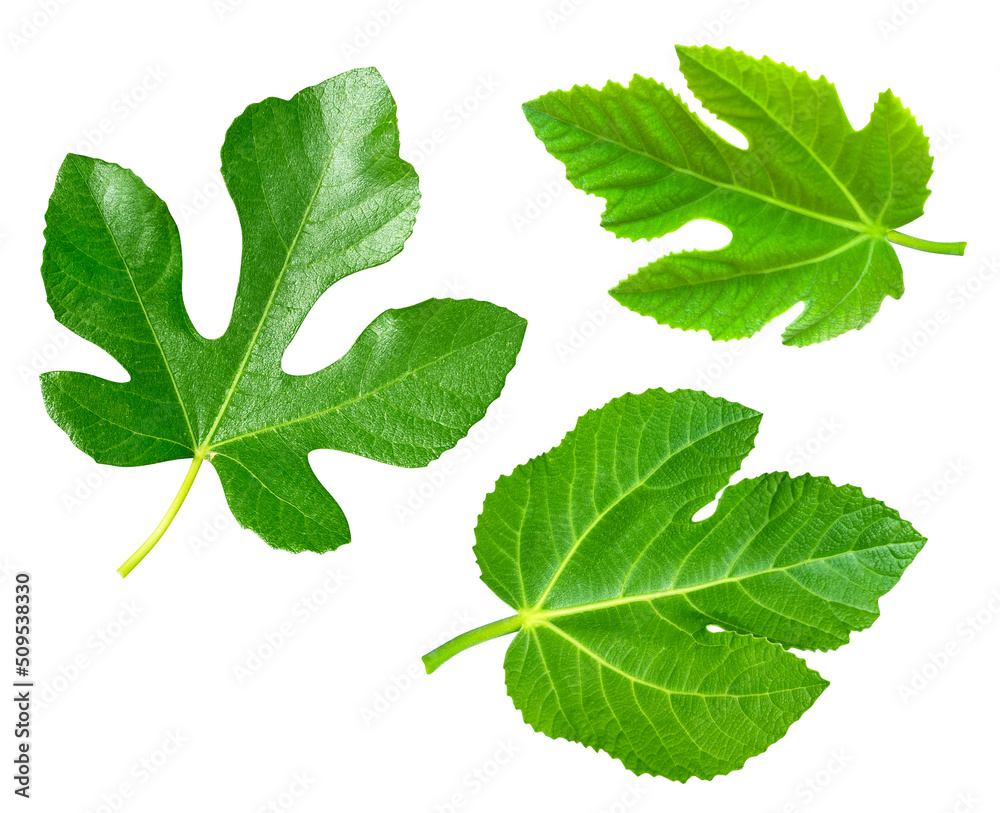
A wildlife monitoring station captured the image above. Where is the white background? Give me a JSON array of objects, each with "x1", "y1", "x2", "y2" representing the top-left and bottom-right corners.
[{"x1": 1, "y1": 0, "x2": 996, "y2": 810}]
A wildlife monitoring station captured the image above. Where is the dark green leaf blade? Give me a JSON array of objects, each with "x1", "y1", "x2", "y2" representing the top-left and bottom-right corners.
[
  {"x1": 522, "y1": 45, "x2": 964, "y2": 346},
  {"x1": 204, "y1": 66, "x2": 423, "y2": 440},
  {"x1": 210, "y1": 298, "x2": 526, "y2": 552},
  {"x1": 39, "y1": 68, "x2": 525, "y2": 571},
  {"x1": 40, "y1": 154, "x2": 199, "y2": 466}
]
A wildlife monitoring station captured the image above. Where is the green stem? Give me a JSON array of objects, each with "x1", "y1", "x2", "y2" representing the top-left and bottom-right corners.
[
  {"x1": 117, "y1": 455, "x2": 204, "y2": 578},
  {"x1": 886, "y1": 230, "x2": 966, "y2": 256},
  {"x1": 422, "y1": 615, "x2": 523, "y2": 674}
]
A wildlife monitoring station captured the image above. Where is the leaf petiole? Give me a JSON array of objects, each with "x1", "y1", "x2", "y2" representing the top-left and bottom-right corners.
[
  {"x1": 886, "y1": 230, "x2": 967, "y2": 256},
  {"x1": 117, "y1": 454, "x2": 205, "y2": 578},
  {"x1": 422, "y1": 615, "x2": 523, "y2": 674}
]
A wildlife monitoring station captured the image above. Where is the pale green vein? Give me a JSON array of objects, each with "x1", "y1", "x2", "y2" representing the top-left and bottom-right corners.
[
  {"x1": 199, "y1": 107, "x2": 351, "y2": 451},
  {"x1": 525, "y1": 103, "x2": 881, "y2": 237},
  {"x1": 207, "y1": 318, "x2": 516, "y2": 449},
  {"x1": 530, "y1": 411, "x2": 758, "y2": 611},
  {"x1": 532, "y1": 544, "x2": 887, "y2": 624},
  {"x1": 540, "y1": 621, "x2": 812, "y2": 699},
  {"x1": 682, "y1": 51, "x2": 874, "y2": 225}
]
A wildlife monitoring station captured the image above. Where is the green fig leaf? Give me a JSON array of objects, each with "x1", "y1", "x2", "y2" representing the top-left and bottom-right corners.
[
  {"x1": 523, "y1": 45, "x2": 965, "y2": 346},
  {"x1": 40, "y1": 68, "x2": 525, "y2": 575},
  {"x1": 424, "y1": 389, "x2": 925, "y2": 781}
]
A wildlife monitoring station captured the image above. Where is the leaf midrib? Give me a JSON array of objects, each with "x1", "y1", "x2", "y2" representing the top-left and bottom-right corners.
[
  {"x1": 628, "y1": 234, "x2": 871, "y2": 290},
  {"x1": 536, "y1": 622, "x2": 821, "y2": 699},
  {"x1": 525, "y1": 543, "x2": 897, "y2": 625},
  {"x1": 525, "y1": 98, "x2": 882, "y2": 238},
  {"x1": 208, "y1": 317, "x2": 519, "y2": 449},
  {"x1": 680, "y1": 50, "x2": 874, "y2": 226},
  {"x1": 529, "y1": 410, "x2": 759, "y2": 611},
  {"x1": 73, "y1": 157, "x2": 197, "y2": 450},
  {"x1": 199, "y1": 94, "x2": 361, "y2": 453}
]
